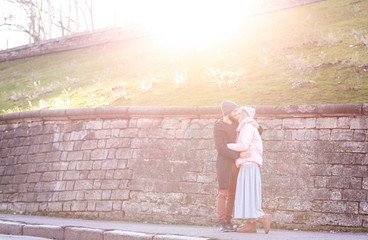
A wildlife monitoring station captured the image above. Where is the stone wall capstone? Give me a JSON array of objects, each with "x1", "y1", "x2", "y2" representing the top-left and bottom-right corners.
[{"x1": 0, "y1": 104, "x2": 367, "y2": 228}]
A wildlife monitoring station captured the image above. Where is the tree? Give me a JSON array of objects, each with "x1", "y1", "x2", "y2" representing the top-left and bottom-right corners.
[
  {"x1": 1, "y1": 0, "x2": 96, "y2": 47},
  {"x1": 1, "y1": 0, "x2": 47, "y2": 43}
]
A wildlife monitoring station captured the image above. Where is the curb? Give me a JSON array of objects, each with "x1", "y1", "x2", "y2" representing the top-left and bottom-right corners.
[{"x1": 0, "y1": 220, "x2": 211, "y2": 240}]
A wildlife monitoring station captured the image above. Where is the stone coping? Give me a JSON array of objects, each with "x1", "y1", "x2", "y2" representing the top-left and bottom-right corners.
[{"x1": 0, "y1": 104, "x2": 367, "y2": 122}]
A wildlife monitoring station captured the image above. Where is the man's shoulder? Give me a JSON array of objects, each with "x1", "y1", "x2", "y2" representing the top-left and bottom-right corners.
[
  {"x1": 214, "y1": 119, "x2": 237, "y2": 131},
  {"x1": 214, "y1": 119, "x2": 225, "y2": 129}
]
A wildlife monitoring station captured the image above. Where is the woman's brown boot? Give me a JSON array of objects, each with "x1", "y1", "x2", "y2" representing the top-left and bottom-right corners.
[
  {"x1": 236, "y1": 220, "x2": 257, "y2": 233},
  {"x1": 257, "y1": 214, "x2": 270, "y2": 234}
]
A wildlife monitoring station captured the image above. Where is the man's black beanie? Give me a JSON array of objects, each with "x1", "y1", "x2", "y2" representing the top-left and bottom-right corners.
[{"x1": 221, "y1": 100, "x2": 238, "y2": 116}]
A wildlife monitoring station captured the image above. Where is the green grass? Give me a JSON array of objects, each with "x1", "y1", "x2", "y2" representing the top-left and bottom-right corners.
[{"x1": 1, "y1": 0, "x2": 368, "y2": 113}]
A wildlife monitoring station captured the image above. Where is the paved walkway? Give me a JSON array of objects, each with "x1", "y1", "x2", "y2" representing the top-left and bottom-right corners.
[{"x1": 0, "y1": 214, "x2": 367, "y2": 240}]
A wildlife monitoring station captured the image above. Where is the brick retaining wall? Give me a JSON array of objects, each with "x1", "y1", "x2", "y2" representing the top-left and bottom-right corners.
[{"x1": 0, "y1": 104, "x2": 367, "y2": 228}]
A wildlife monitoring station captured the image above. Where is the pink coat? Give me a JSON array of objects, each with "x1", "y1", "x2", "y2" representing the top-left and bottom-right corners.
[{"x1": 227, "y1": 117, "x2": 263, "y2": 167}]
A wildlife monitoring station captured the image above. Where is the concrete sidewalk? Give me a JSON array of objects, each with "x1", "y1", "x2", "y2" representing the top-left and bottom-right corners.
[{"x1": 0, "y1": 214, "x2": 367, "y2": 240}]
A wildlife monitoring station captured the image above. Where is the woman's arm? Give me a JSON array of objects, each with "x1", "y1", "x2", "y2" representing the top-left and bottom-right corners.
[{"x1": 227, "y1": 124, "x2": 255, "y2": 152}]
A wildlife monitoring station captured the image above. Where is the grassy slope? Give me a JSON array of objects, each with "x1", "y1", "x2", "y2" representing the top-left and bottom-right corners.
[{"x1": 0, "y1": 0, "x2": 367, "y2": 113}]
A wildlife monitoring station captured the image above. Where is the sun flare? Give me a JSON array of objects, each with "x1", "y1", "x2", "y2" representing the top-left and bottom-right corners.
[{"x1": 99, "y1": 0, "x2": 253, "y2": 50}]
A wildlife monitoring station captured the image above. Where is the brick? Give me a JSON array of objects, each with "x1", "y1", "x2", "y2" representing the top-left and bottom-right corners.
[
  {"x1": 351, "y1": 117, "x2": 368, "y2": 129},
  {"x1": 36, "y1": 192, "x2": 53, "y2": 202},
  {"x1": 100, "y1": 180, "x2": 120, "y2": 189},
  {"x1": 63, "y1": 171, "x2": 80, "y2": 180},
  {"x1": 113, "y1": 169, "x2": 132, "y2": 180},
  {"x1": 65, "y1": 227, "x2": 104, "y2": 240},
  {"x1": 106, "y1": 138, "x2": 130, "y2": 148},
  {"x1": 119, "y1": 129, "x2": 138, "y2": 138},
  {"x1": 86, "y1": 121, "x2": 103, "y2": 130},
  {"x1": 81, "y1": 140, "x2": 98, "y2": 150},
  {"x1": 91, "y1": 149, "x2": 108, "y2": 160},
  {"x1": 95, "y1": 130, "x2": 111, "y2": 139},
  {"x1": 339, "y1": 142, "x2": 368, "y2": 153},
  {"x1": 117, "y1": 160, "x2": 128, "y2": 169},
  {"x1": 88, "y1": 170, "x2": 106, "y2": 179},
  {"x1": 101, "y1": 159, "x2": 118, "y2": 170},
  {"x1": 328, "y1": 176, "x2": 351, "y2": 188},
  {"x1": 70, "y1": 131, "x2": 88, "y2": 141},
  {"x1": 116, "y1": 148, "x2": 132, "y2": 159},
  {"x1": 295, "y1": 129, "x2": 319, "y2": 140},
  {"x1": 41, "y1": 171, "x2": 57, "y2": 181},
  {"x1": 197, "y1": 173, "x2": 216, "y2": 183},
  {"x1": 161, "y1": 118, "x2": 180, "y2": 129},
  {"x1": 262, "y1": 129, "x2": 285, "y2": 140},
  {"x1": 108, "y1": 149, "x2": 115, "y2": 159},
  {"x1": 331, "y1": 129, "x2": 353, "y2": 141},
  {"x1": 316, "y1": 117, "x2": 337, "y2": 129},
  {"x1": 350, "y1": 177, "x2": 362, "y2": 189},
  {"x1": 360, "y1": 202, "x2": 368, "y2": 214},
  {"x1": 343, "y1": 189, "x2": 366, "y2": 201},
  {"x1": 342, "y1": 166, "x2": 368, "y2": 178},
  {"x1": 353, "y1": 130, "x2": 366, "y2": 141},
  {"x1": 337, "y1": 117, "x2": 350, "y2": 128},
  {"x1": 363, "y1": 178, "x2": 368, "y2": 190},
  {"x1": 283, "y1": 118, "x2": 305, "y2": 129},
  {"x1": 102, "y1": 190, "x2": 112, "y2": 200},
  {"x1": 76, "y1": 161, "x2": 93, "y2": 170},
  {"x1": 23, "y1": 224, "x2": 63, "y2": 240},
  {"x1": 67, "y1": 151, "x2": 84, "y2": 161},
  {"x1": 47, "y1": 202, "x2": 63, "y2": 212},
  {"x1": 58, "y1": 191, "x2": 76, "y2": 201},
  {"x1": 96, "y1": 201, "x2": 113, "y2": 211},
  {"x1": 314, "y1": 176, "x2": 327, "y2": 187},
  {"x1": 84, "y1": 190, "x2": 102, "y2": 200},
  {"x1": 74, "y1": 180, "x2": 93, "y2": 190},
  {"x1": 137, "y1": 119, "x2": 159, "y2": 128},
  {"x1": 330, "y1": 191, "x2": 342, "y2": 201},
  {"x1": 59, "y1": 141, "x2": 74, "y2": 151},
  {"x1": 111, "y1": 190, "x2": 130, "y2": 200},
  {"x1": 27, "y1": 173, "x2": 42, "y2": 183},
  {"x1": 71, "y1": 201, "x2": 88, "y2": 211},
  {"x1": 28, "y1": 125, "x2": 43, "y2": 136},
  {"x1": 25, "y1": 203, "x2": 39, "y2": 212},
  {"x1": 110, "y1": 120, "x2": 128, "y2": 129}
]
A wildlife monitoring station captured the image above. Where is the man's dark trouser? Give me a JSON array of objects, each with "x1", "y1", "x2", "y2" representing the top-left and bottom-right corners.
[{"x1": 217, "y1": 163, "x2": 239, "y2": 223}]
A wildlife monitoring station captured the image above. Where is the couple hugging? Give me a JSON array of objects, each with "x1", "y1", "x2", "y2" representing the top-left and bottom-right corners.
[{"x1": 214, "y1": 100, "x2": 270, "y2": 234}]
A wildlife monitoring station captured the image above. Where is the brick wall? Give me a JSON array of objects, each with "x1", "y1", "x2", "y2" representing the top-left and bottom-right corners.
[{"x1": 0, "y1": 104, "x2": 367, "y2": 228}]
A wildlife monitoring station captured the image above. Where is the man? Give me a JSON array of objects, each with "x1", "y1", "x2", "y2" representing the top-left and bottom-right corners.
[{"x1": 213, "y1": 100, "x2": 240, "y2": 232}]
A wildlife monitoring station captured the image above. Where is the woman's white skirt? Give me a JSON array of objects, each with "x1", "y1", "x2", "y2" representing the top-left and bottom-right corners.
[{"x1": 234, "y1": 163, "x2": 265, "y2": 219}]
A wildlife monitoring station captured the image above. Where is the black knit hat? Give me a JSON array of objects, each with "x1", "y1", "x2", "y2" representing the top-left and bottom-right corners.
[{"x1": 221, "y1": 100, "x2": 238, "y2": 116}]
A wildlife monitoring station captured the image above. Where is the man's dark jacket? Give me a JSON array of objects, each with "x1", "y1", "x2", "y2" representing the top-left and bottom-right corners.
[{"x1": 214, "y1": 119, "x2": 239, "y2": 189}]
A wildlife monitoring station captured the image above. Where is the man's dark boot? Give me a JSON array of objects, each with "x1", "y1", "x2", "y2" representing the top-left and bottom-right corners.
[
  {"x1": 219, "y1": 221, "x2": 227, "y2": 232},
  {"x1": 220, "y1": 221, "x2": 236, "y2": 232},
  {"x1": 225, "y1": 220, "x2": 237, "y2": 232}
]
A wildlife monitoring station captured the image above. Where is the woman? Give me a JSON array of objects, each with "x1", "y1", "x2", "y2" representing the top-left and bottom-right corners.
[{"x1": 227, "y1": 106, "x2": 270, "y2": 234}]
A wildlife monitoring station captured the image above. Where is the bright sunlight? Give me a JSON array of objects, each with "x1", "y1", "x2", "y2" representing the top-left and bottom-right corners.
[{"x1": 98, "y1": 0, "x2": 256, "y2": 51}]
